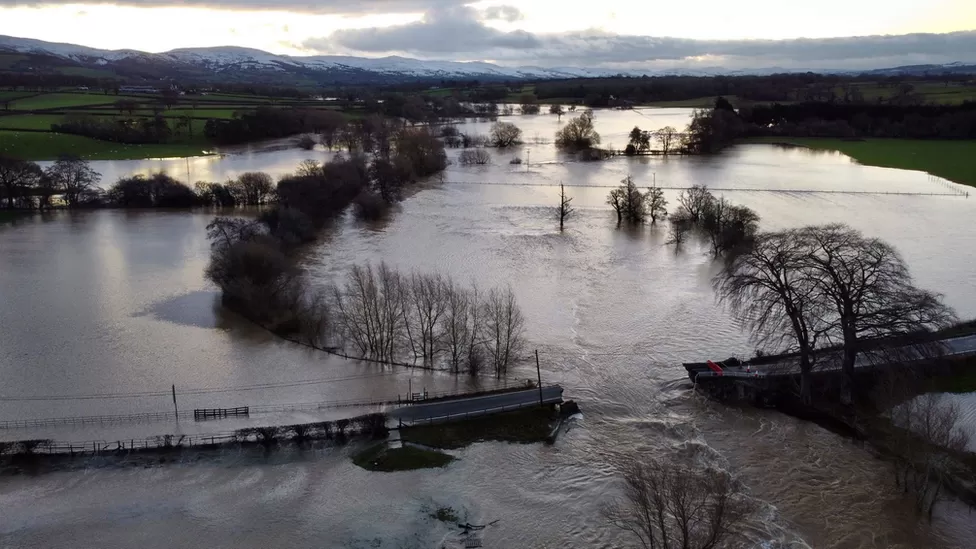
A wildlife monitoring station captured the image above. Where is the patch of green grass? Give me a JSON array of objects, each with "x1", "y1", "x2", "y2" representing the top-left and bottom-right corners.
[
  {"x1": 11, "y1": 93, "x2": 121, "y2": 110},
  {"x1": 0, "y1": 130, "x2": 213, "y2": 161},
  {"x1": 740, "y1": 137, "x2": 976, "y2": 187},
  {"x1": 400, "y1": 406, "x2": 556, "y2": 450},
  {"x1": 352, "y1": 443, "x2": 454, "y2": 472}
]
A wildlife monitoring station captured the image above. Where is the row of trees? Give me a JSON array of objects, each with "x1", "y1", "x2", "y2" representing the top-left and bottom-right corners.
[
  {"x1": 607, "y1": 176, "x2": 668, "y2": 225},
  {"x1": 626, "y1": 126, "x2": 680, "y2": 155},
  {"x1": 0, "y1": 156, "x2": 100, "y2": 209},
  {"x1": 332, "y1": 264, "x2": 525, "y2": 375}
]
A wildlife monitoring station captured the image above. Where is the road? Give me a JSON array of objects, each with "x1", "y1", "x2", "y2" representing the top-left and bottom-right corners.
[
  {"x1": 750, "y1": 334, "x2": 976, "y2": 377},
  {"x1": 390, "y1": 386, "x2": 564, "y2": 424}
]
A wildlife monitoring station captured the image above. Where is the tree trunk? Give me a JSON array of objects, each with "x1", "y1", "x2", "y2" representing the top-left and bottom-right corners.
[{"x1": 799, "y1": 351, "x2": 813, "y2": 405}]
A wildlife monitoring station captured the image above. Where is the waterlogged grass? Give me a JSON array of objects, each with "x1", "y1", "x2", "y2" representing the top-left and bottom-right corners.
[
  {"x1": 741, "y1": 137, "x2": 976, "y2": 187},
  {"x1": 0, "y1": 130, "x2": 212, "y2": 160},
  {"x1": 352, "y1": 443, "x2": 454, "y2": 472},
  {"x1": 400, "y1": 406, "x2": 556, "y2": 450}
]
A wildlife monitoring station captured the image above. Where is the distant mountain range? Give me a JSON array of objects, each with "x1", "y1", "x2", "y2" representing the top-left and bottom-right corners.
[{"x1": 1, "y1": 35, "x2": 974, "y2": 86}]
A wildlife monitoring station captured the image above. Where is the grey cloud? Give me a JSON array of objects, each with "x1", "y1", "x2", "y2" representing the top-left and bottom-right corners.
[
  {"x1": 317, "y1": 5, "x2": 539, "y2": 55},
  {"x1": 307, "y1": 9, "x2": 976, "y2": 70},
  {"x1": 0, "y1": 0, "x2": 464, "y2": 14},
  {"x1": 481, "y1": 5, "x2": 522, "y2": 22}
]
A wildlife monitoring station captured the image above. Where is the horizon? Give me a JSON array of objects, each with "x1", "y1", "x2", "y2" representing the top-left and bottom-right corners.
[{"x1": 0, "y1": 1, "x2": 973, "y2": 70}]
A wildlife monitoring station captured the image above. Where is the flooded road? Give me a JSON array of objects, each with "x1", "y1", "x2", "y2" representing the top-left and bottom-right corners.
[{"x1": 2, "y1": 108, "x2": 976, "y2": 548}]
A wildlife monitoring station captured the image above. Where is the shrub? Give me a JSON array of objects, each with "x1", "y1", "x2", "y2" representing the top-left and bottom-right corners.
[
  {"x1": 297, "y1": 134, "x2": 317, "y2": 150},
  {"x1": 458, "y1": 149, "x2": 492, "y2": 166},
  {"x1": 354, "y1": 191, "x2": 390, "y2": 221}
]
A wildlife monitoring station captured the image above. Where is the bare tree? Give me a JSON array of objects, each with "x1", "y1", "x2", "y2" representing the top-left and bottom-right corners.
[
  {"x1": 441, "y1": 283, "x2": 473, "y2": 373},
  {"x1": 803, "y1": 224, "x2": 957, "y2": 402},
  {"x1": 558, "y1": 183, "x2": 574, "y2": 231},
  {"x1": 603, "y1": 457, "x2": 755, "y2": 549},
  {"x1": 677, "y1": 185, "x2": 714, "y2": 222},
  {"x1": 647, "y1": 187, "x2": 668, "y2": 224},
  {"x1": 44, "y1": 156, "x2": 100, "y2": 208},
  {"x1": 549, "y1": 103, "x2": 565, "y2": 120},
  {"x1": 296, "y1": 159, "x2": 321, "y2": 177},
  {"x1": 666, "y1": 209, "x2": 694, "y2": 248},
  {"x1": 408, "y1": 272, "x2": 449, "y2": 366},
  {"x1": 701, "y1": 198, "x2": 760, "y2": 257},
  {"x1": 230, "y1": 172, "x2": 275, "y2": 205},
  {"x1": 0, "y1": 157, "x2": 42, "y2": 209},
  {"x1": 483, "y1": 287, "x2": 525, "y2": 376},
  {"x1": 490, "y1": 121, "x2": 523, "y2": 147},
  {"x1": 713, "y1": 229, "x2": 828, "y2": 403},
  {"x1": 889, "y1": 391, "x2": 971, "y2": 520},
  {"x1": 655, "y1": 126, "x2": 679, "y2": 155}
]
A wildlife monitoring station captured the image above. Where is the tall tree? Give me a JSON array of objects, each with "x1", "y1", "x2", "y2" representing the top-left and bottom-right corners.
[
  {"x1": 802, "y1": 224, "x2": 956, "y2": 402},
  {"x1": 714, "y1": 229, "x2": 827, "y2": 403}
]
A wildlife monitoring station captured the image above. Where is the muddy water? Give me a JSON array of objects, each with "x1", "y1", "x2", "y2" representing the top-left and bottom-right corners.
[{"x1": 2, "y1": 109, "x2": 976, "y2": 548}]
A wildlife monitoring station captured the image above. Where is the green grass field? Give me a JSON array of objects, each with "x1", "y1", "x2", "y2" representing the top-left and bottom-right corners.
[
  {"x1": 0, "y1": 130, "x2": 213, "y2": 160},
  {"x1": 0, "y1": 114, "x2": 64, "y2": 130},
  {"x1": 742, "y1": 137, "x2": 976, "y2": 187},
  {"x1": 10, "y1": 93, "x2": 122, "y2": 110}
]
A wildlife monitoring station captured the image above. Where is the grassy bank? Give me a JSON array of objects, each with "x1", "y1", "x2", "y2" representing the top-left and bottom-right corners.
[
  {"x1": 740, "y1": 137, "x2": 976, "y2": 187},
  {"x1": 401, "y1": 406, "x2": 556, "y2": 450},
  {"x1": 0, "y1": 130, "x2": 213, "y2": 160},
  {"x1": 352, "y1": 443, "x2": 454, "y2": 472}
]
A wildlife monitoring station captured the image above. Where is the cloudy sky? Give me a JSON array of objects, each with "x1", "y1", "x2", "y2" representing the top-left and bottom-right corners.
[{"x1": 0, "y1": 0, "x2": 974, "y2": 70}]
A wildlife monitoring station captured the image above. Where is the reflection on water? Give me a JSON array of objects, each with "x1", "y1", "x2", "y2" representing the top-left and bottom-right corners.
[{"x1": 3, "y1": 110, "x2": 976, "y2": 548}]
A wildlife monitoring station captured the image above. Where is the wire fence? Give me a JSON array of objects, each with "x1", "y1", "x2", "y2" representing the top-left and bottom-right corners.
[
  {"x1": 0, "y1": 379, "x2": 540, "y2": 430},
  {"x1": 439, "y1": 180, "x2": 968, "y2": 197}
]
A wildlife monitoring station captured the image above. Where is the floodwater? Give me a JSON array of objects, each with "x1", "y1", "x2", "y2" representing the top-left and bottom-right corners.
[{"x1": 3, "y1": 108, "x2": 976, "y2": 548}]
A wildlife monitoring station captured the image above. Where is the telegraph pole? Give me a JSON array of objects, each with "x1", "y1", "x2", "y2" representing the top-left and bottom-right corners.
[
  {"x1": 172, "y1": 384, "x2": 179, "y2": 422},
  {"x1": 535, "y1": 350, "x2": 543, "y2": 406}
]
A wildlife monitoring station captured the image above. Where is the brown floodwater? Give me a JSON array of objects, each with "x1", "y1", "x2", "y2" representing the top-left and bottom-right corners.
[{"x1": 2, "y1": 108, "x2": 976, "y2": 548}]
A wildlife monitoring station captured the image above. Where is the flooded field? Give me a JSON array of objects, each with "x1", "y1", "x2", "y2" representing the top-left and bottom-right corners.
[{"x1": 2, "y1": 108, "x2": 976, "y2": 548}]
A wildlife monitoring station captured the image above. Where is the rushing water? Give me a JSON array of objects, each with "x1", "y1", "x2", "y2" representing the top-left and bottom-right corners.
[{"x1": 3, "y1": 108, "x2": 976, "y2": 548}]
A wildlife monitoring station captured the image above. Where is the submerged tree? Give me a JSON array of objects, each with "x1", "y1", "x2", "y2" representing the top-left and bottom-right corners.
[
  {"x1": 607, "y1": 176, "x2": 649, "y2": 225},
  {"x1": 677, "y1": 184, "x2": 715, "y2": 223},
  {"x1": 555, "y1": 110, "x2": 600, "y2": 150},
  {"x1": 549, "y1": 103, "x2": 565, "y2": 120},
  {"x1": 603, "y1": 457, "x2": 755, "y2": 549},
  {"x1": 655, "y1": 126, "x2": 679, "y2": 155},
  {"x1": 490, "y1": 121, "x2": 523, "y2": 147},
  {"x1": 558, "y1": 183, "x2": 574, "y2": 231},
  {"x1": 647, "y1": 187, "x2": 668, "y2": 224}
]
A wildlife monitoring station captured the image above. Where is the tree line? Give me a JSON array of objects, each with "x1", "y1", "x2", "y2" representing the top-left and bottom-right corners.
[{"x1": 683, "y1": 98, "x2": 976, "y2": 153}]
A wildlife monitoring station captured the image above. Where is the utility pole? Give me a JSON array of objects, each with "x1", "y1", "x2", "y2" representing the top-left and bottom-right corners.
[
  {"x1": 535, "y1": 350, "x2": 543, "y2": 406},
  {"x1": 172, "y1": 384, "x2": 179, "y2": 422}
]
